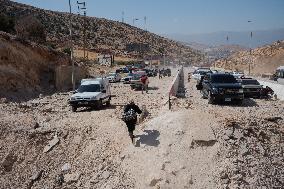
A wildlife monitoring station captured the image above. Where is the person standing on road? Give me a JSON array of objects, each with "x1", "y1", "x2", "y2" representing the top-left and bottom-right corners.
[
  {"x1": 122, "y1": 100, "x2": 142, "y2": 143},
  {"x1": 140, "y1": 75, "x2": 149, "y2": 94},
  {"x1": 159, "y1": 69, "x2": 162, "y2": 79}
]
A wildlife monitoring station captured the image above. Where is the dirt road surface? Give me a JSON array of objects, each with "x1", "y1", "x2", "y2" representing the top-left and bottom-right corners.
[{"x1": 0, "y1": 68, "x2": 283, "y2": 189}]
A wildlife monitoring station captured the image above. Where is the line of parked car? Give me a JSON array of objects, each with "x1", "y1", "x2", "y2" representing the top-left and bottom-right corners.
[
  {"x1": 193, "y1": 67, "x2": 273, "y2": 105},
  {"x1": 68, "y1": 66, "x2": 162, "y2": 112}
]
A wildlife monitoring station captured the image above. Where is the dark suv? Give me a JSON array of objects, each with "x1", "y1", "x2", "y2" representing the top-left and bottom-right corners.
[{"x1": 197, "y1": 74, "x2": 244, "y2": 104}]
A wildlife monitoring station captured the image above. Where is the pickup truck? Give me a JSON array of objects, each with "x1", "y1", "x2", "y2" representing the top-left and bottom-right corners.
[
  {"x1": 192, "y1": 68, "x2": 213, "y2": 80},
  {"x1": 130, "y1": 71, "x2": 146, "y2": 90},
  {"x1": 241, "y1": 78, "x2": 263, "y2": 98},
  {"x1": 121, "y1": 73, "x2": 134, "y2": 84},
  {"x1": 106, "y1": 73, "x2": 121, "y2": 83},
  {"x1": 197, "y1": 73, "x2": 244, "y2": 104}
]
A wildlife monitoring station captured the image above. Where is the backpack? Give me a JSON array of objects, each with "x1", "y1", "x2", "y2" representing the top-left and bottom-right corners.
[{"x1": 122, "y1": 108, "x2": 137, "y2": 122}]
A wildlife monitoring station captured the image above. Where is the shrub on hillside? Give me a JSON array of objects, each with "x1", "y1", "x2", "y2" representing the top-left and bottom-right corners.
[
  {"x1": 62, "y1": 48, "x2": 71, "y2": 55},
  {"x1": 0, "y1": 14, "x2": 15, "y2": 33},
  {"x1": 15, "y1": 16, "x2": 46, "y2": 43}
]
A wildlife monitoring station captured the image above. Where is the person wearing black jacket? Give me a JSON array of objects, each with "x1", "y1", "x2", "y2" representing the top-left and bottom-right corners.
[{"x1": 123, "y1": 100, "x2": 142, "y2": 143}]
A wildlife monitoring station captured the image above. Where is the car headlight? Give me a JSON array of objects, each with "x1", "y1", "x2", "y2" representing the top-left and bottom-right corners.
[
  {"x1": 212, "y1": 87, "x2": 219, "y2": 94},
  {"x1": 91, "y1": 96, "x2": 97, "y2": 100},
  {"x1": 239, "y1": 89, "x2": 244, "y2": 93}
]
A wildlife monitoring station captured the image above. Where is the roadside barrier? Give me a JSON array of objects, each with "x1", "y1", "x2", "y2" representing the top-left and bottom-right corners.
[{"x1": 168, "y1": 67, "x2": 184, "y2": 109}]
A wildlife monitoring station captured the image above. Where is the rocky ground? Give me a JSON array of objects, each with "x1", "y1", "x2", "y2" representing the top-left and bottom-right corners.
[
  {"x1": 0, "y1": 71, "x2": 174, "y2": 189},
  {"x1": 0, "y1": 67, "x2": 283, "y2": 189},
  {"x1": 184, "y1": 68, "x2": 284, "y2": 189}
]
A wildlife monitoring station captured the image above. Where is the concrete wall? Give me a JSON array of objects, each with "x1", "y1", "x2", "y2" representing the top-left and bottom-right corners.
[
  {"x1": 55, "y1": 65, "x2": 87, "y2": 91},
  {"x1": 277, "y1": 78, "x2": 284, "y2": 85},
  {"x1": 169, "y1": 67, "x2": 184, "y2": 97},
  {"x1": 259, "y1": 80, "x2": 284, "y2": 101}
]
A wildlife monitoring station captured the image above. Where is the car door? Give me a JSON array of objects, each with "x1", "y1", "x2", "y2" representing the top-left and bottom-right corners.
[
  {"x1": 202, "y1": 74, "x2": 211, "y2": 97},
  {"x1": 114, "y1": 73, "x2": 118, "y2": 82}
]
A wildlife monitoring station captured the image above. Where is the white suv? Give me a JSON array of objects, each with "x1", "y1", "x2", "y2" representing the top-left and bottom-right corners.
[
  {"x1": 69, "y1": 78, "x2": 111, "y2": 112},
  {"x1": 107, "y1": 73, "x2": 121, "y2": 82}
]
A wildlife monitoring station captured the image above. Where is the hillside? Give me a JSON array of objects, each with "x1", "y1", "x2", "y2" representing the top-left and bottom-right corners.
[
  {"x1": 0, "y1": 0, "x2": 203, "y2": 63},
  {"x1": 0, "y1": 31, "x2": 70, "y2": 100},
  {"x1": 215, "y1": 40, "x2": 284, "y2": 75}
]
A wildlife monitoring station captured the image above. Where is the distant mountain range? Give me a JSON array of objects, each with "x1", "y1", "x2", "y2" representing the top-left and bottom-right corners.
[{"x1": 165, "y1": 28, "x2": 284, "y2": 48}]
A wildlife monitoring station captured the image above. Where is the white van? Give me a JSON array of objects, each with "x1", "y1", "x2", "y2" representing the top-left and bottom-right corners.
[{"x1": 69, "y1": 78, "x2": 111, "y2": 112}]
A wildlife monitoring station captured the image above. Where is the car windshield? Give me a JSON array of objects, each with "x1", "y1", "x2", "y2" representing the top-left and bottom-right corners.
[
  {"x1": 199, "y1": 70, "x2": 212, "y2": 75},
  {"x1": 242, "y1": 79, "x2": 260, "y2": 85},
  {"x1": 211, "y1": 75, "x2": 237, "y2": 83},
  {"x1": 132, "y1": 74, "x2": 141, "y2": 80},
  {"x1": 77, "y1": 84, "x2": 100, "y2": 92}
]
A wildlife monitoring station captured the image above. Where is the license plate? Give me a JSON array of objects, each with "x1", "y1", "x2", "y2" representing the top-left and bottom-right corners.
[
  {"x1": 225, "y1": 98, "x2": 231, "y2": 102},
  {"x1": 78, "y1": 101, "x2": 88, "y2": 105}
]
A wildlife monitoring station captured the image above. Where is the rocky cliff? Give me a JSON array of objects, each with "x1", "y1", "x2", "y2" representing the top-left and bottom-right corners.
[{"x1": 0, "y1": 31, "x2": 70, "y2": 100}]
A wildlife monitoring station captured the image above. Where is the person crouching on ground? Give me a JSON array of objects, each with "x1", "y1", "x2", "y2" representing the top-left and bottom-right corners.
[
  {"x1": 122, "y1": 100, "x2": 142, "y2": 143},
  {"x1": 140, "y1": 75, "x2": 149, "y2": 94}
]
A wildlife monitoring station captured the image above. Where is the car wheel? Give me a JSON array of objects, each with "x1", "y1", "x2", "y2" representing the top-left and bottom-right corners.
[
  {"x1": 106, "y1": 98, "x2": 111, "y2": 106},
  {"x1": 72, "y1": 106, "x2": 77, "y2": 112},
  {"x1": 201, "y1": 90, "x2": 207, "y2": 99},
  {"x1": 208, "y1": 92, "x2": 215, "y2": 104},
  {"x1": 98, "y1": 99, "x2": 103, "y2": 108},
  {"x1": 236, "y1": 99, "x2": 243, "y2": 105}
]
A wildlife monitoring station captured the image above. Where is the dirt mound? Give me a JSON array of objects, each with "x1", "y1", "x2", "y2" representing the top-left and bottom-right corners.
[{"x1": 0, "y1": 31, "x2": 69, "y2": 100}]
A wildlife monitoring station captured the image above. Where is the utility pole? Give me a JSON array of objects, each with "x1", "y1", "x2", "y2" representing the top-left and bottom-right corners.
[
  {"x1": 248, "y1": 20, "x2": 253, "y2": 75},
  {"x1": 122, "y1": 11, "x2": 125, "y2": 23},
  {"x1": 226, "y1": 35, "x2": 229, "y2": 66},
  {"x1": 163, "y1": 51, "x2": 166, "y2": 67},
  {"x1": 144, "y1": 16, "x2": 147, "y2": 30},
  {"x1": 179, "y1": 48, "x2": 181, "y2": 66},
  {"x1": 133, "y1": 18, "x2": 141, "y2": 59},
  {"x1": 68, "y1": 0, "x2": 75, "y2": 91},
  {"x1": 77, "y1": 1, "x2": 87, "y2": 60}
]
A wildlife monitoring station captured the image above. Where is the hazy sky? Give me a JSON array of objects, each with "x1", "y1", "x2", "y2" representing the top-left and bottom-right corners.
[{"x1": 12, "y1": 0, "x2": 284, "y2": 35}]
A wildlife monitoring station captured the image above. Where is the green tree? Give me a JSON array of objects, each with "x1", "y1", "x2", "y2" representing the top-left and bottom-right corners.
[{"x1": 62, "y1": 48, "x2": 71, "y2": 55}]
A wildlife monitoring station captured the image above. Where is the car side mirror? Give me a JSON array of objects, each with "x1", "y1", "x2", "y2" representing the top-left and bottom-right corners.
[{"x1": 102, "y1": 89, "x2": 106, "y2": 93}]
